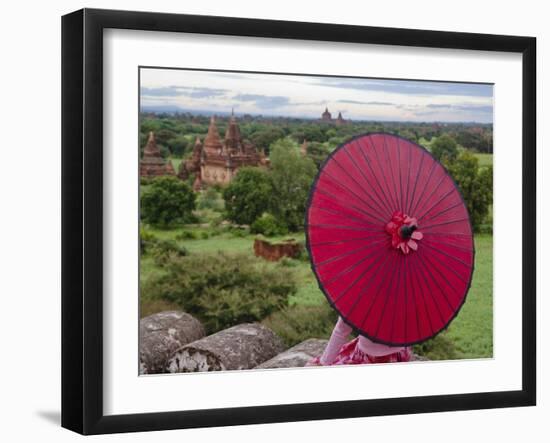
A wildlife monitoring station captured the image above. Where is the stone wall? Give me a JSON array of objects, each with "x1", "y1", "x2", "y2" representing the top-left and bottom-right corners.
[{"x1": 254, "y1": 238, "x2": 303, "y2": 261}]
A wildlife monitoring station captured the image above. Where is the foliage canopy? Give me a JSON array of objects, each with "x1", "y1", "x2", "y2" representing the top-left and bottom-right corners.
[
  {"x1": 222, "y1": 167, "x2": 272, "y2": 225},
  {"x1": 446, "y1": 151, "x2": 493, "y2": 232},
  {"x1": 140, "y1": 176, "x2": 196, "y2": 228},
  {"x1": 431, "y1": 134, "x2": 459, "y2": 162},
  {"x1": 268, "y1": 138, "x2": 317, "y2": 231},
  {"x1": 143, "y1": 252, "x2": 296, "y2": 334}
]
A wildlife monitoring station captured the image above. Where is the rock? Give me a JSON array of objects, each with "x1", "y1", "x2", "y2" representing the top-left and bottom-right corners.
[
  {"x1": 254, "y1": 238, "x2": 303, "y2": 261},
  {"x1": 140, "y1": 311, "x2": 205, "y2": 374},
  {"x1": 256, "y1": 339, "x2": 328, "y2": 369},
  {"x1": 167, "y1": 323, "x2": 286, "y2": 372}
]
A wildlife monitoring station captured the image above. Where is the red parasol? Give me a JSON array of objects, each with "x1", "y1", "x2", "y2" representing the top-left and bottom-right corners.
[{"x1": 306, "y1": 133, "x2": 474, "y2": 346}]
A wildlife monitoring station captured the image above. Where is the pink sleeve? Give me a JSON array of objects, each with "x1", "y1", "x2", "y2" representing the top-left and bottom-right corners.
[{"x1": 319, "y1": 317, "x2": 352, "y2": 365}]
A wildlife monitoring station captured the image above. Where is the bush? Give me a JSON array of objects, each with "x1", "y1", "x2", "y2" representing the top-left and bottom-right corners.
[
  {"x1": 175, "y1": 228, "x2": 215, "y2": 240},
  {"x1": 223, "y1": 167, "x2": 272, "y2": 225},
  {"x1": 250, "y1": 213, "x2": 288, "y2": 237},
  {"x1": 228, "y1": 227, "x2": 249, "y2": 238},
  {"x1": 446, "y1": 152, "x2": 493, "y2": 232},
  {"x1": 278, "y1": 257, "x2": 299, "y2": 268},
  {"x1": 139, "y1": 226, "x2": 156, "y2": 253},
  {"x1": 143, "y1": 252, "x2": 297, "y2": 334},
  {"x1": 262, "y1": 303, "x2": 338, "y2": 347},
  {"x1": 149, "y1": 239, "x2": 188, "y2": 265},
  {"x1": 175, "y1": 230, "x2": 198, "y2": 240},
  {"x1": 140, "y1": 226, "x2": 188, "y2": 264},
  {"x1": 140, "y1": 176, "x2": 196, "y2": 228}
]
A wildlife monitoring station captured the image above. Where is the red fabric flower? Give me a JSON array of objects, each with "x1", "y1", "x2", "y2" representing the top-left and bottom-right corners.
[{"x1": 385, "y1": 211, "x2": 423, "y2": 255}]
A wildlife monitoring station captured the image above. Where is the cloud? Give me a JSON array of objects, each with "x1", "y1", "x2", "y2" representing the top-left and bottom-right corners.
[
  {"x1": 140, "y1": 86, "x2": 228, "y2": 99},
  {"x1": 426, "y1": 103, "x2": 493, "y2": 113},
  {"x1": 338, "y1": 99, "x2": 395, "y2": 106},
  {"x1": 312, "y1": 78, "x2": 493, "y2": 97},
  {"x1": 232, "y1": 93, "x2": 290, "y2": 109},
  {"x1": 140, "y1": 87, "x2": 181, "y2": 97},
  {"x1": 186, "y1": 88, "x2": 227, "y2": 98},
  {"x1": 293, "y1": 100, "x2": 327, "y2": 106}
]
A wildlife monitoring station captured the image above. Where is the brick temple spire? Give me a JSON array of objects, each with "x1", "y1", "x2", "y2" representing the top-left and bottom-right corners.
[
  {"x1": 192, "y1": 136, "x2": 202, "y2": 158},
  {"x1": 179, "y1": 136, "x2": 202, "y2": 180},
  {"x1": 224, "y1": 110, "x2": 244, "y2": 154},
  {"x1": 144, "y1": 131, "x2": 161, "y2": 156},
  {"x1": 203, "y1": 116, "x2": 223, "y2": 155},
  {"x1": 140, "y1": 131, "x2": 169, "y2": 177}
]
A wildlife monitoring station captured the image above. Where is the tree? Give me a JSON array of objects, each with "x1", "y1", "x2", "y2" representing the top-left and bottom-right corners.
[
  {"x1": 141, "y1": 176, "x2": 196, "y2": 228},
  {"x1": 398, "y1": 129, "x2": 418, "y2": 143},
  {"x1": 446, "y1": 151, "x2": 492, "y2": 232},
  {"x1": 269, "y1": 138, "x2": 317, "y2": 231},
  {"x1": 222, "y1": 167, "x2": 272, "y2": 225},
  {"x1": 166, "y1": 134, "x2": 192, "y2": 156},
  {"x1": 307, "y1": 141, "x2": 332, "y2": 169},
  {"x1": 250, "y1": 128, "x2": 285, "y2": 154},
  {"x1": 431, "y1": 134, "x2": 458, "y2": 162},
  {"x1": 291, "y1": 124, "x2": 326, "y2": 143}
]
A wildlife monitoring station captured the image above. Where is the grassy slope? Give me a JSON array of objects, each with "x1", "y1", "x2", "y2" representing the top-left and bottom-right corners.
[{"x1": 140, "y1": 228, "x2": 493, "y2": 359}]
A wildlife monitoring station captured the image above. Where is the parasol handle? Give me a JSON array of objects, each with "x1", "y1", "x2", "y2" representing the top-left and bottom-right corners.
[{"x1": 400, "y1": 225, "x2": 417, "y2": 239}]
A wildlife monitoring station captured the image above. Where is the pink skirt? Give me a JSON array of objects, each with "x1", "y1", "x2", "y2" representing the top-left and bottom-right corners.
[{"x1": 310, "y1": 337, "x2": 411, "y2": 366}]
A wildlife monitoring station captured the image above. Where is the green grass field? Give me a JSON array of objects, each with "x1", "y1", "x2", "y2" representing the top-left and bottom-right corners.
[
  {"x1": 474, "y1": 153, "x2": 493, "y2": 168},
  {"x1": 140, "y1": 226, "x2": 493, "y2": 360},
  {"x1": 432, "y1": 234, "x2": 493, "y2": 359}
]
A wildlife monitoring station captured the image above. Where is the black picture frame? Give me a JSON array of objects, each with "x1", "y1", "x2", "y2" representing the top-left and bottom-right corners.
[{"x1": 62, "y1": 8, "x2": 536, "y2": 435}]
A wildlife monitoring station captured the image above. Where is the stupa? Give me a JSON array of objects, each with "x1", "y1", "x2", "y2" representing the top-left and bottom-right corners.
[{"x1": 140, "y1": 132, "x2": 171, "y2": 177}]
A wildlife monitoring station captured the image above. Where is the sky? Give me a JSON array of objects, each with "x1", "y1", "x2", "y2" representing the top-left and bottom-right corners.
[{"x1": 140, "y1": 68, "x2": 494, "y2": 123}]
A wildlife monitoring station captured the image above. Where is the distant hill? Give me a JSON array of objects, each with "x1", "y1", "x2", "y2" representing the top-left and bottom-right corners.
[{"x1": 140, "y1": 105, "x2": 233, "y2": 116}]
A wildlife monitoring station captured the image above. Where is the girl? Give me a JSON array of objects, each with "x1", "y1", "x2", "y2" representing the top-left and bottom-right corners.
[{"x1": 307, "y1": 316, "x2": 411, "y2": 366}]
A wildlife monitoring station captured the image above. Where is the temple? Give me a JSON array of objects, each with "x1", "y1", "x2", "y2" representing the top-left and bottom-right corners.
[
  {"x1": 321, "y1": 107, "x2": 332, "y2": 122},
  {"x1": 179, "y1": 112, "x2": 268, "y2": 190},
  {"x1": 140, "y1": 132, "x2": 175, "y2": 178},
  {"x1": 320, "y1": 107, "x2": 347, "y2": 125}
]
